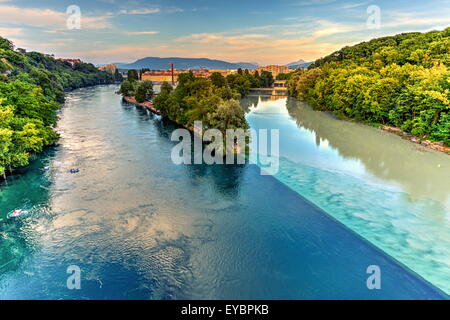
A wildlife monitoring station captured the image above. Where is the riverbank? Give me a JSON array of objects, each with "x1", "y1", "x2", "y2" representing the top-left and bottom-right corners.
[
  {"x1": 122, "y1": 95, "x2": 203, "y2": 136},
  {"x1": 300, "y1": 103, "x2": 450, "y2": 155},
  {"x1": 380, "y1": 125, "x2": 450, "y2": 155},
  {"x1": 122, "y1": 96, "x2": 160, "y2": 115}
]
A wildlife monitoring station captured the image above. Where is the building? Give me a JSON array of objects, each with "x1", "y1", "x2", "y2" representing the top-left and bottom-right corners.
[
  {"x1": 273, "y1": 80, "x2": 287, "y2": 88},
  {"x1": 57, "y1": 58, "x2": 82, "y2": 66},
  {"x1": 138, "y1": 67, "x2": 242, "y2": 84},
  {"x1": 192, "y1": 68, "x2": 211, "y2": 79},
  {"x1": 98, "y1": 64, "x2": 118, "y2": 74},
  {"x1": 141, "y1": 68, "x2": 234, "y2": 83},
  {"x1": 255, "y1": 65, "x2": 290, "y2": 77},
  {"x1": 208, "y1": 69, "x2": 237, "y2": 77},
  {"x1": 141, "y1": 70, "x2": 181, "y2": 83}
]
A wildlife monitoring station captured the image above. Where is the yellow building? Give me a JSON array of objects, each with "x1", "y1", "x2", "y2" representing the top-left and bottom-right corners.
[
  {"x1": 98, "y1": 64, "x2": 117, "y2": 74},
  {"x1": 208, "y1": 69, "x2": 238, "y2": 77},
  {"x1": 141, "y1": 70, "x2": 181, "y2": 83},
  {"x1": 255, "y1": 65, "x2": 290, "y2": 77}
]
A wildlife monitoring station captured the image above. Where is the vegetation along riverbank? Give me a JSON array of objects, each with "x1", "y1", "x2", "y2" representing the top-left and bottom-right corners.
[
  {"x1": 119, "y1": 70, "x2": 256, "y2": 153},
  {"x1": 286, "y1": 28, "x2": 450, "y2": 152},
  {"x1": 0, "y1": 36, "x2": 117, "y2": 180}
]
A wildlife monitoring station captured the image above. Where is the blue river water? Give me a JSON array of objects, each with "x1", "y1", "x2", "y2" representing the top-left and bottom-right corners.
[{"x1": 0, "y1": 85, "x2": 448, "y2": 299}]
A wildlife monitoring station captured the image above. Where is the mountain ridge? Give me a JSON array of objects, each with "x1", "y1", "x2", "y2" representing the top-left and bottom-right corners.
[
  {"x1": 115, "y1": 57, "x2": 259, "y2": 70},
  {"x1": 286, "y1": 59, "x2": 314, "y2": 69}
]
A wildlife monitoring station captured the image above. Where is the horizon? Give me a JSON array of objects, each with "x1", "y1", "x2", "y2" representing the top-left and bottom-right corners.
[
  {"x1": 108, "y1": 56, "x2": 264, "y2": 67},
  {"x1": 1, "y1": 0, "x2": 450, "y2": 65},
  {"x1": 0, "y1": 0, "x2": 450, "y2": 65}
]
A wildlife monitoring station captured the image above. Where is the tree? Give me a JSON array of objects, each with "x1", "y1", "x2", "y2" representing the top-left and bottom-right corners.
[
  {"x1": 259, "y1": 71, "x2": 274, "y2": 88},
  {"x1": 119, "y1": 80, "x2": 135, "y2": 96},
  {"x1": 135, "y1": 81, "x2": 154, "y2": 103},
  {"x1": 160, "y1": 81, "x2": 173, "y2": 94},
  {"x1": 114, "y1": 69, "x2": 123, "y2": 82},
  {"x1": 0, "y1": 128, "x2": 13, "y2": 179},
  {"x1": 207, "y1": 99, "x2": 249, "y2": 133},
  {"x1": 153, "y1": 71, "x2": 249, "y2": 140},
  {"x1": 226, "y1": 74, "x2": 251, "y2": 96},
  {"x1": 0, "y1": 36, "x2": 14, "y2": 50},
  {"x1": 127, "y1": 69, "x2": 139, "y2": 82},
  {"x1": 432, "y1": 113, "x2": 450, "y2": 145},
  {"x1": 210, "y1": 72, "x2": 227, "y2": 88},
  {"x1": 276, "y1": 73, "x2": 291, "y2": 80}
]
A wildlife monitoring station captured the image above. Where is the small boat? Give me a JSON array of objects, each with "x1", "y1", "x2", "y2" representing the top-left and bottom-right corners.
[{"x1": 7, "y1": 209, "x2": 28, "y2": 218}]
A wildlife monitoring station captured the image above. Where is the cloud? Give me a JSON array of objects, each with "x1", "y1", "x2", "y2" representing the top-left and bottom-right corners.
[
  {"x1": 9, "y1": 37, "x2": 78, "y2": 53},
  {"x1": 312, "y1": 20, "x2": 359, "y2": 37},
  {"x1": 118, "y1": 6, "x2": 184, "y2": 15},
  {"x1": 124, "y1": 31, "x2": 160, "y2": 35},
  {"x1": 165, "y1": 6, "x2": 184, "y2": 14},
  {"x1": 0, "y1": 27, "x2": 24, "y2": 37},
  {"x1": 0, "y1": 4, "x2": 111, "y2": 29},
  {"x1": 173, "y1": 32, "x2": 339, "y2": 64},
  {"x1": 339, "y1": 1, "x2": 373, "y2": 9},
  {"x1": 70, "y1": 46, "x2": 152, "y2": 63},
  {"x1": 384, "y1": 12, "x2": 450, "y2": 29},
  {"x1": 119, "y1": 8, "x2": 160, "y2": 15}
]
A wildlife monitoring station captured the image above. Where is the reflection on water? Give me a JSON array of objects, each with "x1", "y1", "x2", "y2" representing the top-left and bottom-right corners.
[
  {"x1": 285, "y1": 98, "x2": 450, "y2": 204},
  {"x1": 0, "y1": 85, "x2": 447, "y2": 299},
  {"x1": 244, "y1": 95, "x2": 450, "y2": 294}
]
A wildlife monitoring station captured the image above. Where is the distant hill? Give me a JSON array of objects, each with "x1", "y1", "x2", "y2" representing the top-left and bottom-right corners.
[
  {"x1": 286, "y1": 59, "x2": 314, "y2": 69},
  {"x1": 234, "y1": 62, "x2": 260, "y2": 69},
  {"x1": 286, "y1": 59, "x2": 306, "y2": 66},
  {"x1": 116, "y1": 57, "x2": 258, "y2": 70}
]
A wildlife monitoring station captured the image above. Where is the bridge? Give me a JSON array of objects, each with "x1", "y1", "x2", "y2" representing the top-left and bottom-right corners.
[
  {"x1": 249, "y1": 87, "x2": 288, "y2": 96},
  {"x1": 248, "y1": 80, "x2": 288, "y2": 96}
]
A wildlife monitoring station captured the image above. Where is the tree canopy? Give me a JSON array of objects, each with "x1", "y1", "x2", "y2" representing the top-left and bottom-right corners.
[
  {"x1": 151, "y1": 72, "x2": 249, "y2": 137},
  {"x1": 287, "y1": 27, "x2": 450, "y2": 146}
]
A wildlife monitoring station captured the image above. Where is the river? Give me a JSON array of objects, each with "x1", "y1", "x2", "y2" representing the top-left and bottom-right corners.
[{"x1": 0, "y1": 85, "x2": 448, "y2": 299}]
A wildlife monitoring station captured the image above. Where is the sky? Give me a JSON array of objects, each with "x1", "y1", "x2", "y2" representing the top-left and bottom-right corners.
[{"x1": 0, "y1": 0, "x2": 449, "y2": 65}]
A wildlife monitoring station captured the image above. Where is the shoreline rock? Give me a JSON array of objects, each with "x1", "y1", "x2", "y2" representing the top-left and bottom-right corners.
[
  {"x1": 122, "y1": 96, "x2": 161, "y2": 115},
  {"x1": 380, "y1": 125, "x2": 450, "y2": 155}
]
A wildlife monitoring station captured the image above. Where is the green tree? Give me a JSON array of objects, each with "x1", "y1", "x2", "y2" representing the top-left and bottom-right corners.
[
  {"x1": 226, "y1": 74, "x2": 251, "y2": 96},
  {"x1": 160, "y1": 81, "x2": 173, "y2": 94},
  {"x1": 0, "y1": 37, "x2": 14, "y2": 50},
  {"x1": 135, "y1": 81, "x2": 154, "y2": 102},
  {"x1": 127, "y1": 69, "x2": 139, "y2": 82},
  {"x1": 207, "y1": 99, "x2": 249, "y2": 133},
  {"x1": 276, "y1": 73, "x2": 291, "y2": 80},
  {"x1": 259, "y1": 71, "x2": 274, "y2": 88},
  {"x1": 210, "y1": 72, "x2": 227, "y2": 88},
  {"x1": 119, "y1": 80, "x2": 135, "y2": 96}
]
